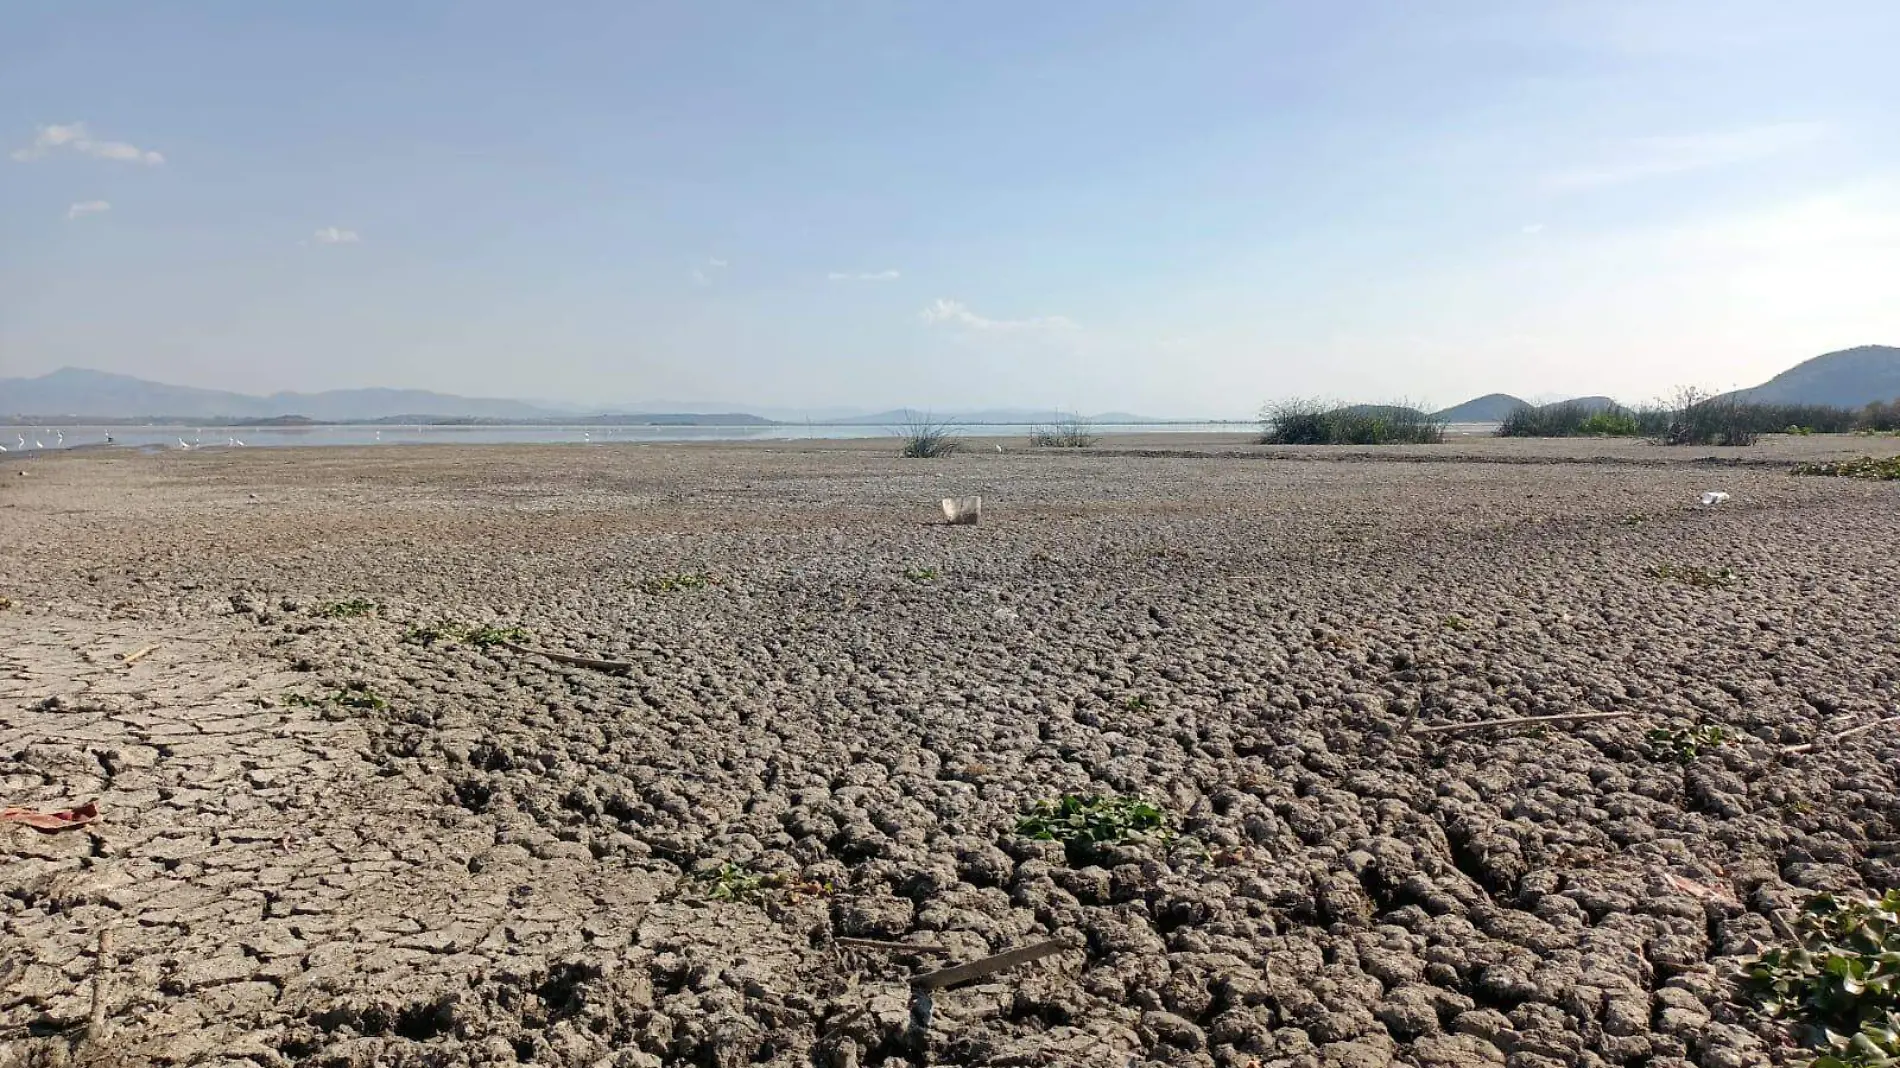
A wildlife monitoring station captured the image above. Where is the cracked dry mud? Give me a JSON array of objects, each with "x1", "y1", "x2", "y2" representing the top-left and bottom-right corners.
[{"x1": 3, "y1": 436, "x2": 1899, "y2": 1068}]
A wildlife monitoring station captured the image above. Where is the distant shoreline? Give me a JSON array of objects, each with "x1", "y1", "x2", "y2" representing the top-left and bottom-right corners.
[{"x1": 0, "y1": 416, "x2": 1255, "y2": 429}]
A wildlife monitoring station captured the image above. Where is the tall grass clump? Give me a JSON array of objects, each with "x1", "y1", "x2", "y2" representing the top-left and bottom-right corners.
[
  {"x1": 1860, "y1": 400, "x2": 1900, "y2": 433},
  {"x1": 1029, "y1": 413, "x2": 1098, "y2": 448},
  {"x1": 1259, "y1": 399, "x2": 1445, "y2": 445},
  {"x1": 1657, "y1": 387, "x2": 1760, "y2": 446},
  {"x1": 1497, "y1": 401, "x2": 1641, "y2": 438},
  {"x1": 895, "y1": 412, "x2": 960, "y2": 458},
  {"x1": 1497, "y1": 392, "x2": 1884, "y2": 441}
]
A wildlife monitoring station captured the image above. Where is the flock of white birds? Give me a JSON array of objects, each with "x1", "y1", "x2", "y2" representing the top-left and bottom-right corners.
[{"x1": 1, "y1": 428, "x2": 249, "y2": 452}]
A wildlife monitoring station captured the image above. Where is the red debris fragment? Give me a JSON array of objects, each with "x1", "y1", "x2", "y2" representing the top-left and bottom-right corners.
[{"x1": 0, "y1": 800, "x2": 100, "y2": 833}]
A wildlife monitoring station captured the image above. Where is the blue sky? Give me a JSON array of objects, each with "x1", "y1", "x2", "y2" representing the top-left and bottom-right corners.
[{"x1": 4, "y1": 1, "x2": 1898, "y2": 416}]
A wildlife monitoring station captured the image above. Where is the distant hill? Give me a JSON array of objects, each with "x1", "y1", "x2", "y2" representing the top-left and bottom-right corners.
[
  {"x1": 1433, "y1": 394, "x2": 1527, "y2": 422},
  {"x1": 1553, "y1": 395, "x2": 1620, "y2": 412},
  {"x1": 1730, "y1": 345, "x2": 1900, "y2": 407},
  {"x1": 0, "y1": 369, "x2": 1183, "y2": 425},
  {"x1": 0, "y1": 367, "x2": 565, "y2": 421},
  {"x1": 1334, "y1": 403, "x2": 1429, "y2": 420}
]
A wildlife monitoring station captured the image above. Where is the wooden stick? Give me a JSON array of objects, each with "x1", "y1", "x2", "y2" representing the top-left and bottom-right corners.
[
  {"x1": 87, "y1": 926, "x2": 113, "y2": 1045},
  {"x1": 909, "y1": 937, "x2": 1070, "y2": 991},
  {"x1": 1409, "y1": 710, "x2": 1636, "y2": 736},
  {"x1": 120, "y1": 644, "x2": 158, "y2": 665},
  {"x1": 497, "y1": 640, "x2": 634, "y2": 673},
  {"x1": 1783, "y1": 715, "x2": 1900, "y2": 755},
  {"x1": 835, "y1": 937, "x2": 950, "y2": 955}
]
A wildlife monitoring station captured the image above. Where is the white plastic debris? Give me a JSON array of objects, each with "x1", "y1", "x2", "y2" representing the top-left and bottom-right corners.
[
  {"x1": 1699, "y1": 491, "x2": 1731, "y2": 506},
  {"x1": 941, "y1": 496, "x2": 981, "y2": 525}
]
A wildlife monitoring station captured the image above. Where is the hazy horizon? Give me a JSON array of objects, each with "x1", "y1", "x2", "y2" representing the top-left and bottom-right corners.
[{"x1": 6, "y1": 1, "x2": 1900, "y2": 419}]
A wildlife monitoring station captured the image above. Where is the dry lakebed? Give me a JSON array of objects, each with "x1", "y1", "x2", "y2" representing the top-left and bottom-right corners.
[{"x1": 4, "y1": 433, "x2": 1900, "y2": 1067}]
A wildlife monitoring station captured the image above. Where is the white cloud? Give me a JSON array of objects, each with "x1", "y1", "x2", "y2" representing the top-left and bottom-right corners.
[
  {"x1": 828, "y1": 269, "x2": 901, "y2": 282},
  {"x1": 1521, "y1": 223, "x2": 1545, "y2": 235},
  {"x1": 66, "y1": 200, "x2": 110, "y2": 220},
  {"x1": 707, "y1": 257, "x2": 729, "y2": 268},
  {"x1": 312, "y1": 226, "x2": 361, "y2": 244},
  {"x1": 1547, "y1": 122, "x2": 1827, "y2": 191},
  {"x1": 919, "y1": 298, "x2": 1079, "y2": 332},
  {"x1": 10, "y1": 122, "x2": 164, "y2": 165},
  {"x1": 692, "y1": 256, "x2": 729, "y2": 285}
]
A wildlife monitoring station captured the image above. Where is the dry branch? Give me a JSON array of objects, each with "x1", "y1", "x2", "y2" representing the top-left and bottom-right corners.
[
  {"x1": 909, "y1": 937, "x2": 1070, "y2": 990},
  {"x1": 1408, "y1": 710, "x2": 1636, "y2": 736},
  {"x1": 497, "y1": 640, "x2": 634, "y2": 673},
  {"x1": 1782, "y1": 714, "x2": 1900, "y2": 755},
  {"x1": 120, "y1": 644, "x2": 159, "y2": 665},
  {"x1": 835, "y1": 937, "x2": 949, "y2": 955},
  {"x1": 87, "y1": 926, "x2": 113, "y2": 1045}
]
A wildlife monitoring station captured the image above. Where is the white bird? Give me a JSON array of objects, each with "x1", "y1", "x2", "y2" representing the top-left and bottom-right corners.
[
  {"x1": 33, "y1": 439, "x2": 43, "y2": 450},
  {"x1": 178, "y1": 439, "x2": 192, "y2": 450},
  {"x1": 0, "y1": 444, "x2": 8, "y2": 452},
  {"x1": 14, "y1": 435, "x2": 23, "y2": 449},
  {"x1": 233, "y1": 438, "x2": 244, "y2": 447},
  {"x1": 54, "y1": 430, "x2": 64, "y2": 445}
]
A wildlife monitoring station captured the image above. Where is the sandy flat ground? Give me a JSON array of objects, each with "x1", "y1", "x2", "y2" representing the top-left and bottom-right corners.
[{"x1": 3, "y1": 435, "x2": 1899, "y2": 1067}]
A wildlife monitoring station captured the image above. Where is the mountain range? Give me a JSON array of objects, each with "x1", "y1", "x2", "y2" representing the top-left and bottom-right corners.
[
  {"x1": 5, "y1": 344, "x2": 1898, "y2": 423},
  {"x1": 1429, "y1": 345, "x2": 1900, "y2": 421},
  {"x1": 0, "y1": 368, "x2": 1182, "y2": 425},
  {"x1": 0, "y1": 368, "x2": 565, "y2": 422}
]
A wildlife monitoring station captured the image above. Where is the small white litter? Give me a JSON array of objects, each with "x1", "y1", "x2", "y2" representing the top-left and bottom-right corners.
[
  {"x1": 1699, "y1": 491, "x2": 1731, "y2": 506},
  {"x1": 941, "y1": 496, "x2": 981, "y2": 525}
]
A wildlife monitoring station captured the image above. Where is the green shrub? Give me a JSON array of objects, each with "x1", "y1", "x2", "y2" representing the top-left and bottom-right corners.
[
  {"x1": 313, "y1": 598, "x2": 377, "y2": 619},
  {"x1": 1746, "y1": 891, "x2": 1900, "y2": 1067},
  {"x1": 640, "y1": 572, "x2": 715, "y2": 594},
  {"x1": 1500, "y1": 393, "x2": 1900, "y2": 441},
  {"x1": 1016, "y1": 795, "x2": 1172, "y2": 849},
  {"x1": 1655, "y1": 388, "x2": 1759, "y2": 446},
  {"x1": 1794, "y1": 457, "x2": 1900, "y2": 480},
  {"x1": 895, "y1": 413, "x2": 960, "y2": 457},
  {"x1": 1864, "y1": 400, "x2": 1900, "y2": 433},
  {"x1": 1645, "y1": 724, "x2": 1731, "y2": 764},
  {"x1": 1260, "y1": 399, "x2": 1445, "y2": 445},
  {"x1": 689, "y1": 861, "x2": 830, "y2": 906},
  {"x1": 1029, "y1": 414, "x2": 1098, "y2": 448},
  {"x1": 1498, "y1": 401, "x2": 1641, "y2": 438}
]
